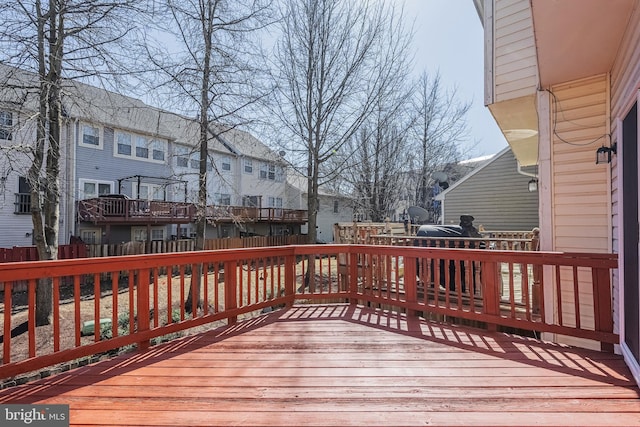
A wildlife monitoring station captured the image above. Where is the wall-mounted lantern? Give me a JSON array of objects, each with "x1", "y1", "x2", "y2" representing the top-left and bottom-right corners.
[{"x1": 596, "y1": 142, "x2": 617, "y2": 164}]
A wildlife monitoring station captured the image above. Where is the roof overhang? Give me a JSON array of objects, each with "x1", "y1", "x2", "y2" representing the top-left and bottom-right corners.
[
  {"x1": 531, "y1": 0, "x2": 635, "y2": 87},
  {"x1": 488, "y1": 95, "x2": 539, "y2": 167}
]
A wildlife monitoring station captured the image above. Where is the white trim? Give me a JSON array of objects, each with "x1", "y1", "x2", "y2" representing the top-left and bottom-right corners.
[
  {"x1": 615, "y1": 115, "x2": 625, "y2": 344},
  {"x1": 537, "y1": 89, "x2": 555, "y2": 342},
  {"x1": 622, "y1": 342, "x2": 640, "y2": 386},
  {"x1": 617, "y1": 90, "x2": 640, "y2": 385}
]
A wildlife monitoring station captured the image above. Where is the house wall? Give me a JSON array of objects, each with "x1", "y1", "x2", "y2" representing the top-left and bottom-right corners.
[
  {"x1": 0, "y1": 109, "x2": 70, "y2": 248},
  {"x1": 542, "y1": 74, "x2": 610, "y2": 350},
  {"x1": 493, "y1": 0, "x2": 538, "y2": 103},
  {"x1": 610, "y1": 3, "x2": 640, "y2": 383},
  {"x1": 440, "y1": 149, "x2": 538, "y2": 231},
  {"x1": 549, "y1": 75, "x2": 610, "y2": 253}
]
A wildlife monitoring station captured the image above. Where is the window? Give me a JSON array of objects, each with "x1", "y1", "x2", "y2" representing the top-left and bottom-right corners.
[
  {"x1": 14, "y1": 176, "x2": 31, "y2": 214},
  {"x1": 190, "y1": 158, "x2": 199, "y2": 169},
  {"x1": 79, "y1": 179, "x2": 113, "y2": 199},
  {"x1": 81, "y1": 124, "x2": 101, "y2": 148},
  {"x1": 214, "y1": 192, "x2": 231, "y2": 206},
  {"x1": 260, "y1": 163, "x2": 276, "y2": 180},
  {"x1": 244, "y1": 159, "x2": 253, "y2": 174},
  {"x1": 242, "y1": 195, "x2": 260, "y2": 207},
  {"x1": 221, "y1": 156, "x2": 231, "y2": 172},
  {"x1": 275, "y1": 166, "x2": 284, "y2": 182},
  {"x1": 115, "y1": 131, "x2": 166, "y2": 163},
  {"x1": 80, "y1": 229, "x2": 101, "y2": 244},
  {"x1": 131, "y1": 227, "x2": 164, "y2": 242},
  {"x1": 133, "y1": 183, "x2": 164, "y2": 201},
  {"x1": 132, "y1": 228, "x2": 147, "y2": 242},
  {"x1": 135, "y1": 136, "x2": 149, "y2": 159},
  {"x1": 151, "y1": 140, "x2": 165, "y2": 161},
  {"x1": 116, "y1": 131, "x2": 131, "y2": 155},
  {"x1": 175, "y1": 146, "x2": 189, "y2": 168},
  {"x1": 267, "y1": 197, "x2": 283, "y2": 208},
  {"x1": 0, "y1": 111, "x2": 12, "y2": 140},
  {"x1": 333, "y1": 200, "x2": 339, "y2": 213},
  {"x1": 151, "y1": 229, "x2": 165, "y2": 241}
]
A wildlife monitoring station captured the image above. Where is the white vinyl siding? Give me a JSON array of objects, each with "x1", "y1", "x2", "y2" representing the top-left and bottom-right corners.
[
  {"x1": 548, "y1": 74, "x2": 609, "y2": 350},
  {"x1": 493, "y1": 0, "x2": 538, "y2": 102}
]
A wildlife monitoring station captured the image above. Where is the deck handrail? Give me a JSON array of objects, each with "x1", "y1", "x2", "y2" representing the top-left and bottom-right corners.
[{"x1": 0, "y1": 244, "x2": 617, "y2": 380}]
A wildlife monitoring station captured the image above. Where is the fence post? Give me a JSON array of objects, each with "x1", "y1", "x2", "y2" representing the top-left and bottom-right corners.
[
  {"x1": 224, "y1": 261, "x2": 238, "y2": 325},
  {"x1": 481, "y1": 260, "x2": 500, "y2": 332},
  {"x1": 136, "y1": 268, "x2": 151, "y2": 352}
]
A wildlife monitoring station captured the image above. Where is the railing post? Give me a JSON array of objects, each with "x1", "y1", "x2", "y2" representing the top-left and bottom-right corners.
[
  {"x1": 593, "y1": 266, "x2": 614, "y2": 353},
  {"x1": 481, "y1": 261, "x2": 500, "y2": 332},
  {"x1": 136, "y1": 268, "x2": 151, "y2": 352},
  {"x1": 285, "y1": 254, "x2": 295, "y2": 306},
  {"x1": 224, "y1": 261, "x2": 238, "y2": 325},
  {"x1": 404, "y1": 256, "x2": 418, "y2": 317},
  {"x1": 349, "y1": 250, "x2": 359, "y2": 304}
]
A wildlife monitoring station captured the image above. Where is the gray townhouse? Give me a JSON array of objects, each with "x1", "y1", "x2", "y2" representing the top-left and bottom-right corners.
[{"x1": 0, "y1": 65, "x2": 308, "y2": 248}]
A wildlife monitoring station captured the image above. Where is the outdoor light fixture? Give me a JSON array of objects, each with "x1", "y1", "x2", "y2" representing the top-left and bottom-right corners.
[
  {"x1": 528, "y1": 178, "x2": 538, "y2": 192},
  {"x1": 596, "y1": 142, "x2": 617, "y2": 164}
]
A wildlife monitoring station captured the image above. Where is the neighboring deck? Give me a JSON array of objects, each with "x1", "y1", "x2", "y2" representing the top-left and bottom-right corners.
[{"x1": 1, "y1": 304, "x2": 638, "y2": 427}]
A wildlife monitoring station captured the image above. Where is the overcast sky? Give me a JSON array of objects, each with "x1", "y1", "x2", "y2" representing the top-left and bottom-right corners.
[{"x1": 402, "y1": 0, "x2": 508, "y2": 157}]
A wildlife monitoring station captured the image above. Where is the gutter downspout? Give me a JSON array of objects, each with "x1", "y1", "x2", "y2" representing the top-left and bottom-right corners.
[{"x1": 516, "y1": 162, "x2": 537, "y2": 179}]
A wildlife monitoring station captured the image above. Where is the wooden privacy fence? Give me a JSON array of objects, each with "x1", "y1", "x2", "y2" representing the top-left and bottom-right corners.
[
  {"x1": 0, "y1": 244, "x2": 87, "y2": 263},
  {"x1": 87, "y1": 235, "x2": 307, "y2": 257},
  {"x1": 0, "y1": 243, "x2": 617, "y2": 379},
  {"x1": 0, "y1": 235, "x2": 307, "y2": 260}
]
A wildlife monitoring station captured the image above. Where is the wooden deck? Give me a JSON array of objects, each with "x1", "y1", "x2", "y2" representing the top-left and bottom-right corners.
[{"x1": 1, "y1": 304, "x2": 639, "y2": 426}]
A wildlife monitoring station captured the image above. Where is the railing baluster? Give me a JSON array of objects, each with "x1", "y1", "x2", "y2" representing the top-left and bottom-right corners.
[
  {"x1": 28, "y1": 279, "x2": 36, "y2": 358},
  {"x1": 555, "y1": 265, "x2": 563, "y2": 326},
  {"x1": 573, "y1": 265, "x2": 581, "y2": 330},
  {"x1": 94, "y1": 273, "x2": 101, "y2": 343},
  {"x1": 3, "y1": 281, "x2": 11, "y2": 364},
  {"x1": 111, "y1": 271, "x2": 118, "y2": 337},
  {"x1": 53, "y1": 277, "x2": 60, "y2": 352},
  {"x1": 75, "y1": 275, "x2": 82, "y2": 347},
  {"x1": 137, "y1": 268, "x2": 150, "y2": 351}
]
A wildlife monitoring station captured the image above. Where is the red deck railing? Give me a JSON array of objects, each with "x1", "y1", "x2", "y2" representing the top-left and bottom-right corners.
[{"x1": 0, "y1": 244, "x2": 617, "y2": 380}]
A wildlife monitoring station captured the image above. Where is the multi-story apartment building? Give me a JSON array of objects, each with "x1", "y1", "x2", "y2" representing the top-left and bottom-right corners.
[{"x1": 0, "y1": 66, "x2": 309, "y2": 247}]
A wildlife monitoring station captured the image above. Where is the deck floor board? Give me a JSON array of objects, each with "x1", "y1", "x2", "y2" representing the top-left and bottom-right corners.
[{"x1": 1, "y1": 304, "x2": 639, "y2": 426}]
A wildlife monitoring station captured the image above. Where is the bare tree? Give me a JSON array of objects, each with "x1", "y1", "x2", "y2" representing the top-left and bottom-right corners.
[
  {"x1": 145, "y1": 0, "x2": 273, "y2": 311},
  {"x1": 0, "y1": 0, "x2": 141, "y2": 325},
  {"x1": 270, "y1": 0, "x2": 412, "y2": 247},
  {"x1": 339, "y1": 98, "x2": 413, "y2": 222},
  {"x1": 409, "y1": 71, "x2": 471, "y2": 218}
]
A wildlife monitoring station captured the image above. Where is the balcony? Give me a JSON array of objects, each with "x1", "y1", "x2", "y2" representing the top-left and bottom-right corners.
[
  {"x1": 77, "y1": 197, "x2": 307, "y2": 225},
  {"x1": 0, "y1": 244, "x2": 635, "y2": 426}
]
